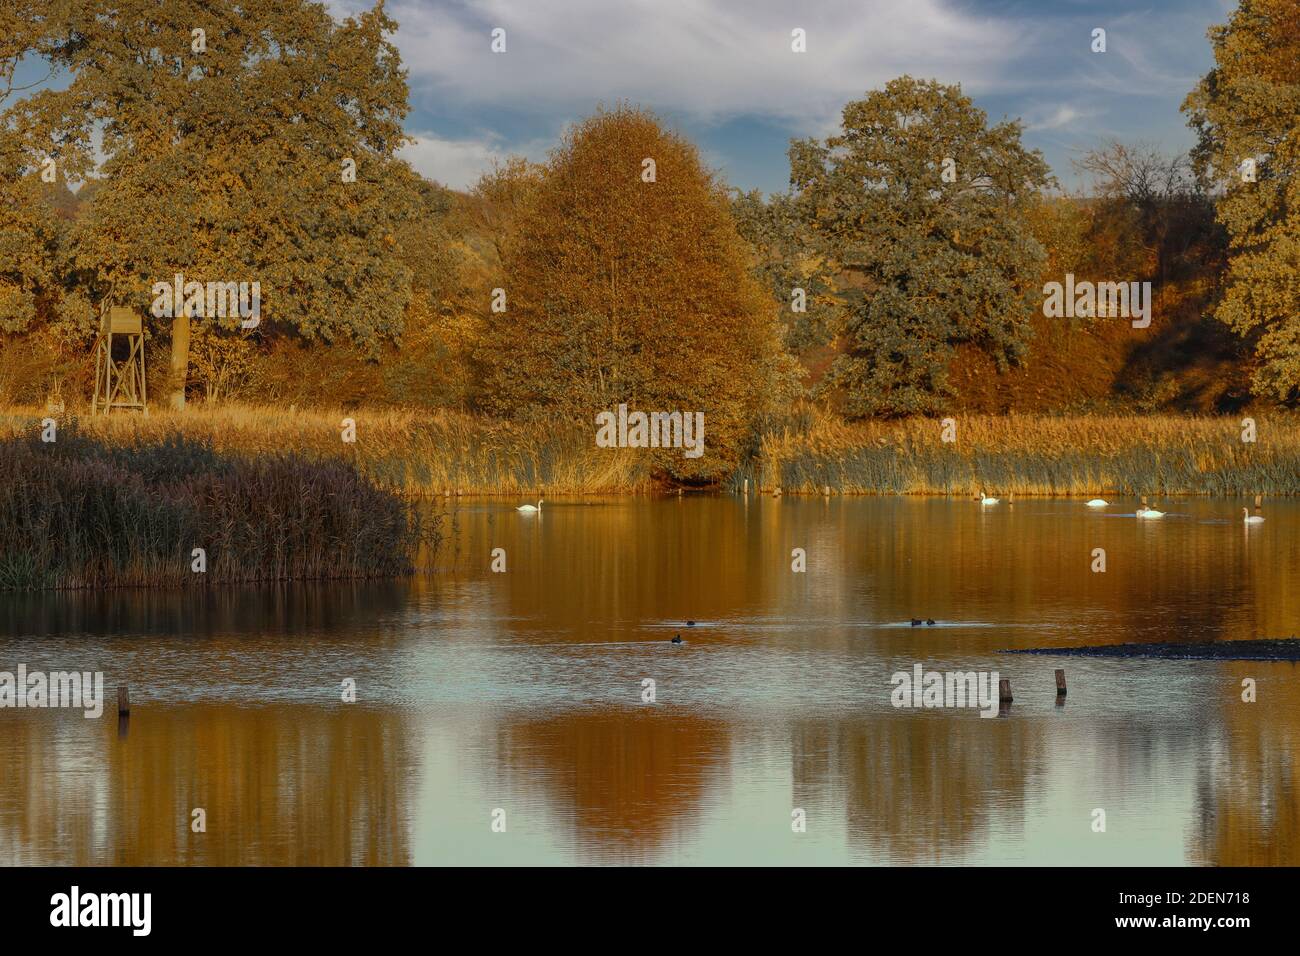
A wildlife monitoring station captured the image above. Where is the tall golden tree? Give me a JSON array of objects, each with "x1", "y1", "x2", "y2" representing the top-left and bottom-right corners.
[
  {"x1": 1184, "y1": 0, "x2": 1300, "y2": 402},
  {"x1": 482, "y1": 106, "x2": 790, "y2": 482}
]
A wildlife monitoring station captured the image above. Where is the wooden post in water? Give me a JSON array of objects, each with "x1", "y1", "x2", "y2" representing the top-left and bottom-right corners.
[
  {"x1": 1055, "y1": 669, "x2": 1067, "y2": 696},
  {"x1": 117, "y1": 685, "x2": 130, "y2": 715},
  {"x1": 998, "y1": 679, "x2": 1013, "y2": 703},
  {"x1": 743, "y1": 479, "x2": 749, "y2": 496},
  {"x1": 823, "y1": 485, "x2": 830, "y2": 497}
]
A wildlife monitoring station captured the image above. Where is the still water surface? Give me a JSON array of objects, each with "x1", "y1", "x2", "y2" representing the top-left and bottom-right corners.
[{"x1": 2, "y1": 496, "x2": 1298, "y2": 865}]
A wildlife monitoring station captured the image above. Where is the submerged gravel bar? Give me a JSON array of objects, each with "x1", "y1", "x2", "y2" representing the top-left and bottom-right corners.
[{"x1": 1003, "y1": 639, "x2": 1300, "y2": 661}]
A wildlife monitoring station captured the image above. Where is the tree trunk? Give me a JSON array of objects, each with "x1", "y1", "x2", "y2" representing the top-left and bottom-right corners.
[{"x1": 169, "y1": 312, "x2": 190, "y2": 410}]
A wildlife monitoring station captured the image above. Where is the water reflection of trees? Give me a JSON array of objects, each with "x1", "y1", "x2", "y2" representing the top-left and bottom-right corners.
[
  {"x1": 0, "y1": 706, "x2": 413, "y2": 865},
  {"x1": 488, "y1": 707, "x2": 730, "y2": 864},
  {"x1": 0, "y1": 579, "x2": 412, "y2": 640},
  {"x1": 792, "y1": 713, "x2": 1039, "y2": 863},
  {"x1": 1191, "y1": 661, "x2": 1300, "y2": 865}
]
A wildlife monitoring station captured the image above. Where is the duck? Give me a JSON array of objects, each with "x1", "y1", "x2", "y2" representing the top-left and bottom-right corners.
[
  {"x1": 686, "y1": 620, "x2": 696, "y2": 627},
  {"x1": 910, "y1": 618, "x2": 922, "y2": 627},
  {"x1": 671, "y1": 633, "x2": 683, "y2": 644},
  {"x1": 925, "y1": 618, "x2": 936, "y2": 626},
  {"x1": 1086, "y1": 498, "x2": 1108, "y2": 508},
  {"x1": 1243, "y1": 507, "x2": 1264, "y2": 525},
  {"x1": 517, "y1": 499, "x2": 543, "y2": 513}
]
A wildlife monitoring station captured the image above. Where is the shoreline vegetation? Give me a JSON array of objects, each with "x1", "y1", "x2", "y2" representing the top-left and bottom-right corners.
[
  {"x1": 4, "y1": 404, "x2": 1298, "y2": 501},
  {"x1": 0, "y1": 419, "x2": 438, "y2": 591}
]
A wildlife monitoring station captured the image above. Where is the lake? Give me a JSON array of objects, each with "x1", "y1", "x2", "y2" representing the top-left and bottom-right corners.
[{"x1": 2, "y1": 495, "x2": 1297, "y2": 865}]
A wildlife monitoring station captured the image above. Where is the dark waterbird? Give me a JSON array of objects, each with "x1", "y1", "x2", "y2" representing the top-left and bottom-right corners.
[
  {"x1": 910, "y1": 619, "x2": 922, "y2": 627},
  {"x1": 671, "y1": 634, "x2": 683, "y2": 644},
  {"x1": 926, "y1": 619, "x2": 936, "y2": 626},
  {"x1": 685, "y1": 620, "x2": 696, "y2": 627}
]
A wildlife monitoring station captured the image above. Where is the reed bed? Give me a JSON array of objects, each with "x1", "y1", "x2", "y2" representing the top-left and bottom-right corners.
[
  {"x1": 753, "y1": 409, "x2": 1300, "y2": 497},
  {"x1": 6, "y1": 404, "x2": 1297, "y2": 503},
  {"x1": 0, "y1": 405, "x2": 649, "y2": 497},
  {"x1": 0, "y1": 423, "x2": 437, "y2": 590}
]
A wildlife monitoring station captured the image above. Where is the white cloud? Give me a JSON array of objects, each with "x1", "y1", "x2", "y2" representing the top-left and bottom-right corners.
[
  {"x1": 1025, "y1": 104, "x2": 1100, "y2": 132},
  {"x1": 399, "y1": 133, "x2": 502, "y2": 189},
  {"x1": 329, "y1": 0, "x2": 1041, "y2": 130},
  {"x1": 398, "y1": 131, "x2": 552, "y2": 189}
]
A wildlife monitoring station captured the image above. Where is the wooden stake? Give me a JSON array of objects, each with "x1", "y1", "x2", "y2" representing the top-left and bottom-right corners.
[
  {"x1": 998, "y1": 678, "x2": 1013, "y2": 703},
  {"x1": 1055, "y1": 669, "x2": 1067, "y2": 696},
  {"x1": 117, "y1": 685, "x2": 130, "y2": 715}
]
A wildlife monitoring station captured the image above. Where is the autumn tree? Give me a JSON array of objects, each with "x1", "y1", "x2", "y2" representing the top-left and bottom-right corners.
[
  {"x1": 1183, "y1": 0, "x2": 1300, "y2": 402},
  {"x1": 10, "y1": 0, "x2": 420, "y2": 408},
  {"x1": 0, "y1": 2, "x2": 71, "y2": 336},
  {"x1": 789, "y1": 77, "x2": 1052, "y2": 417},
  {"x1": 731, "y1": 189, "x2": 835, "y2": 355},
  {"x1": 481, "y1": 105, "x2": 790, "y2": 482}
]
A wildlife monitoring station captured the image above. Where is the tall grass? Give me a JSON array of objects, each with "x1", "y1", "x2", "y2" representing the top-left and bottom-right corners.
[
  {"x1": 753, "y1": 408, "x2": 1300, "y2": 497},
  {"x1": 0, "y1": 405, "x2": 649, "y2": 497},
  {"x1": 6, "y1": 404, "x2": 1297, "y2": 502},
  {"x1": 0, "y1": 423, "x2": 437, "y2": 590}
]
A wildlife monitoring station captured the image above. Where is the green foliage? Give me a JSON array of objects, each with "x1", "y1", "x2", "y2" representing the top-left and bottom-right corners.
[
  {"x1": 1183, "y1": 0, "x2": 1300, "y2": 402},
  {"x1": 9, "y1": 0, "x2": 423, "y2": 349},
  {"x1": 789, "y1": 76, "x2": 1052, "y2": 417},
  {"x1": 730, "y1": 189, "x2": 835, "y2": 354}
]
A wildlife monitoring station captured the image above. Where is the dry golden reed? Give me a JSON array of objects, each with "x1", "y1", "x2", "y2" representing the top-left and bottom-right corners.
[
  {"x1": 749, "y1": 407, "x2": 1300, "y2": 497},
  {"x1": 0, "y1": 404, "x2": 650, "y2": 497},
  {"x1": 7, "y1": 404, "x2": 1294, "y2": 500}
]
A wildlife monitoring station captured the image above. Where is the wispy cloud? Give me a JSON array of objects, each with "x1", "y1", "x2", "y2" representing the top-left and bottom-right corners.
[
  {"x1": 322, "y1": 0, "x2": 1223, "y2": 193},
  {"x1": 399, "y1": 130, "x2": 550, "y2": 189},
  {"x1": 330, "y1": 0, "x2": 1042, "y2": 130},
  {"x1": 1025, "y1": 103, "x2": 1101, "y2": 132}
]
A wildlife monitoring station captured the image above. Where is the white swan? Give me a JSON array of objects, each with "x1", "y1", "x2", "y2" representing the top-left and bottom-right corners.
[
  {"x1": 517, "y1": 499, "x2": 543, "y2": 513},
  {"x1": 1086, "y1": 499, "x2": 1108, "y2": 507},
  {"x1": 1136, "y1": 505, "x2": 1164, "y2": 518},
  {"x1": 978, "y1": 490, "x2": 999, "y2": 505},
  {"x1": 1243, "y1": 507, "x2": 1264, "y2": 525}
]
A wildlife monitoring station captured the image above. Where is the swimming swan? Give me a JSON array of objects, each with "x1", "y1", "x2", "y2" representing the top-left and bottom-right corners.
[
  {"x1": 1086, "y1": 499, "x2": 1108, "y2": 507},
  {"x1": 1136, "y1": 505, "x2": 1165, "y2": 518},
  {"x1": 978, "y1": 490, "x2": 999, "y2": 505},
  {"x1": 517, "y1": 499, "x2": 543, "y2": 512},
  {"x1": 1243, "y1": 507, "x2": 1264, "y2": 525}
]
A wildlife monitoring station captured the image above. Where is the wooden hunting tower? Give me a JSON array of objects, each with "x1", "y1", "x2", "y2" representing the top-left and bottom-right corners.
[{"x1": 91, "y1": 304, "x2": 147, "y2": 414}]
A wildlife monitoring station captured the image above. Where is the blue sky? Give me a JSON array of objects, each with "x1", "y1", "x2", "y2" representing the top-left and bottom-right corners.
[
  {"x1": 14, "y1": 0, "x2": 1235, "y2": 195},
  {"x1": 328, "y1": 0, "x2": 1233, "y2": 194}
]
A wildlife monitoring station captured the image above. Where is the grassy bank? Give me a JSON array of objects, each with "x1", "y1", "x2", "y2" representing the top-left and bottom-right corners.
[
  {"x1": 0, "y1": 405, "x2": 649, "y2": 497},
  {"x1": 749, "y1": 410, "x2": 1300, "y2": 497},
  {"x1": 0, "y1": 424, "x2": 437, "y2": 590},
  {"x1": 5, "y1": 405, "x2": 1299, "y2": 501}
]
